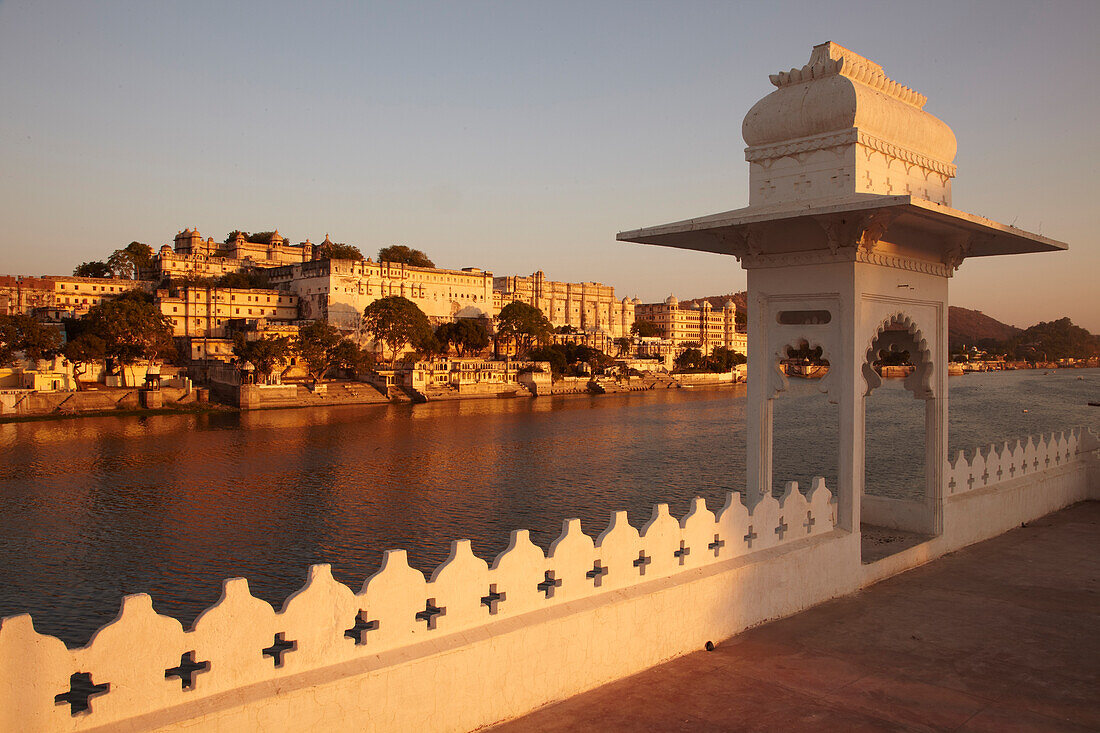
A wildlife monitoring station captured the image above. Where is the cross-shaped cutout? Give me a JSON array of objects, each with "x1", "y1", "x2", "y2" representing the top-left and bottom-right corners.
[
  {"x1": 948, "y1": 477, "x2": 957, "y2": 493},
  {"x1": 537, "y1": 571, "x2": 562, "y2": 598},
  {"x1": 633, "y1": 551, "x2": 652, "y2": 576},
  {"x1": 585, "y1": 561, "x2": 608, "y2": 587},
  {"x1": 674, "y1": 541, "x2": 691, "y2": 565},
  {"x1": 996, "y1": 467, "x2": 1004, "y2": 481},
  {"x1": 262, "y1": 632, "x2": 297, "y2": 667},
  {"x1": 165, "y1": 651, "x2": 209, "y2": 690},
  {"x1": 55, "y1": 672, "x2": 109, "y2": 716},
  {"x1": 744, "y1": 526, "x2": 758, "y2": 548},
  {"x1": 1055, "y1": 453, "x2": 1061, "y2": 464},
  {"x1": 1009, "y1": 464, "x2": 1017, "y2": 478},
  {"x1": 415, "y1": 599, "x2": 446, "y2": 629},
  {"x1": 803, "y1": 511, "x2": 816, "y2": 534},
  {"x1": 481, "y1": 585, "x2": 506, "y2": 614},
  {"x1": 967, "y1": 474, "x2": 976, "y2": 490},
  {"x1": 1045, "y1": 455, "x2": 1051, "y2": 468},
  {"x1": 1033, "y1": 458, "x2": 1040, "y2": 470},
  {"x1": 344, "y1": 610, "x2": 379, "y2": 645},
  {"x1": 708, "y1": 534, "x2": 725, "y2": 557},
  {"x1": 981, "y1": 469, "x2": 990, "y2": 485},
  {"x1": 774, "y1": 518, "x2": 788, "y2": 541}
]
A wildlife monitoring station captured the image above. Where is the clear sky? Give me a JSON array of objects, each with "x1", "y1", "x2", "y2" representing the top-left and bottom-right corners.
[{"x1": 1, "y1": 1, "x2": 1096, "y2": 331}]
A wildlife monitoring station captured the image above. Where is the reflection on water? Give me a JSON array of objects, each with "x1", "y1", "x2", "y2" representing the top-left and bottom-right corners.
[{"x1": 1, "y1": 369, "x2": 1097, "y2": 645}]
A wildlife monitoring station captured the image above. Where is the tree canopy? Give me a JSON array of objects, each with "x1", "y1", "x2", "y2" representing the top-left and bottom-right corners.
[
  {"x1": 630, "y1": 319, "x2": 661, "y2": 338},
  {"x1": 215, "y1": 270, "x2": 270, "y2": 289},
  {"x1": 80, "y1": 291, "x2": 175, "y2": 367},
  {"x1": 435, "y1": 318, "x2": 491, "y2": 356},
  {"x1": 377, "y1": 245, "x2": 435, "y2": 268},
  {"x1": 293, "y1": 320, "x2": 344, "y2": 382},
  {"x1": 63, "y1": 333, "x2": 106, "y2": 386},
  {"x1": 73, "y1": 261, "x2": 113, "y2": 278},
  {"x1": 232, "y1": 334, "x2": 294, "y2": 383},
  {"x1": 107, "y1": 241, "x2": 153, "y2": 280},
  {"x1": 496, "y1": 302, "x2": 552, "y2": 356},
  {"x1": 362, "y1": 296, "x2": 432, "y2": 362},
  {"x1": 315, "y1": 241, "x2": 364, "y2": 261},
  {"x1": 675, "y1": 345, "x2": 746, "y2": 373},
  {"x1": 527, "y1": 343, "x2": 615, "y2": 377},
  {"x1": 0, "y1": 314, "x2": 62, "y2": 366}
]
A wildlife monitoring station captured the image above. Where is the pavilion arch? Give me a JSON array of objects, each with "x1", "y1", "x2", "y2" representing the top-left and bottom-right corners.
[{"x1": 862, "y1": 312, "x2": 936, "y2": 400}]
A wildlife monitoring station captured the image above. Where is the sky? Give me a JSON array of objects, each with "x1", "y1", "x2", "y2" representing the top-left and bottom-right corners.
[{"x1": 1, "y1": 0, "x2": 1097, "y2": 331}]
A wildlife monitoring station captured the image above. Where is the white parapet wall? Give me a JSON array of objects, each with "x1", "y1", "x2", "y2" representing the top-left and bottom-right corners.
[{"x1": 2, "y1": 430, "x2": 1096, "y2": 733}]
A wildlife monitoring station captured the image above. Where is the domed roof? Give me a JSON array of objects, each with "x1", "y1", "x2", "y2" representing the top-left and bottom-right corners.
[
  {"x1": 724, "y1": 299, "x2": 736, "y2": 310},
  {"x1": 664, "y1": 294, "x2": 678, "y2": 306},
  {"x1": 742, "y1": 42, "x2": 956, "y2": 167}
]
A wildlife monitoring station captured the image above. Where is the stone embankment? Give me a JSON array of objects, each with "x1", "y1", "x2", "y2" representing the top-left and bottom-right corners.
[{"x1": 0, "y1": 385, "x2": 205, "y2": 420}]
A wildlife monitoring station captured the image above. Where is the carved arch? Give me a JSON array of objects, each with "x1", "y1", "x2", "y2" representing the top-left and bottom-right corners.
[{"x1": 863, "y1": 312, "x2": 934, "y2": 399}]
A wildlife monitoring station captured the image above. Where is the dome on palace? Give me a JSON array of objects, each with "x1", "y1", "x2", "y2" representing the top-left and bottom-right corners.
[
  {"x1": 724, "y1": 300, "x2": 736, "y2": 310},
  {"x1": 664, "y1": 295, "x2": 678, "y2": 307},
  {"x1": 742, "y1": 42, "x2": 956, "y2": 166}
]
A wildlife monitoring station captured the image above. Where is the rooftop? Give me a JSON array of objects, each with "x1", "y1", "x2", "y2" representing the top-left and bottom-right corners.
[{"x1": 497, "y1": 501, "x2": 1100, "y2": 731}]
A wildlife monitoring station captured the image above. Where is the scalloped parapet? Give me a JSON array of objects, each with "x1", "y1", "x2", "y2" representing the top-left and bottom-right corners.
[
  {"x1": 0, "y1": 483, "x2": 838, "y2": 730},
  {"x1": 946, "y1": 428, "x2": 1092, "y2": 496}
]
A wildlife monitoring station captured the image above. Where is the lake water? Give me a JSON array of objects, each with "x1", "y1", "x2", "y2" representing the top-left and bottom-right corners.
[{"x1": 2, "y1": 368, "x2": 1097, "y2": 646}]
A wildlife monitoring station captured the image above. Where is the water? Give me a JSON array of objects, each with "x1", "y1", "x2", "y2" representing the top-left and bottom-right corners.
[{"x1": 2, "y1": 369, "x2": 1097, "y2": 646}]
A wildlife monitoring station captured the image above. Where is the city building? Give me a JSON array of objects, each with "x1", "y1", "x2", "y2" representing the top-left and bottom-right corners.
[
  {"x1": 267, "y1": 258, "x2": 494, "y2": 331},
  {"x1": 635, "y1": 295, "x2": 747, "y2": 353},
  {"x1": 0, "y1": 275, "x2": 54, "y2": 316},
  {"x1": 46, "y1": 276, "x2": 154, "y2": 316},
  {"x1": 493, "y1": 271, "x2": 637, "y2": 340},
  {"x1": 146, "y1": 229, "x2": 317, "y2": 282},
  {"x1": 157, "y1": 286, "x2": 299, "y2": 339}
]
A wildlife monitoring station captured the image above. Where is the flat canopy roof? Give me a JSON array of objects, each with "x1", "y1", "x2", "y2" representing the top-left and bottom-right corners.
[{"x1": 617, "y1": 194, "x2": 1066, "y2": 259}]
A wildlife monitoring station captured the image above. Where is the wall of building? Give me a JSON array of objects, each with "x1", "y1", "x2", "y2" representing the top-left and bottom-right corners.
[
  {"x1": 3, "y1": 427, "x2": 1093, "y2": 732},
  {"x1": 268, "y1": 259, "x2": 494, "y2": 330},
  {"x1": 158, "y1": 287, "x2": 298, "y2": 338},
  {"x1": 636, "y1": 297, "x2": 745, "y2": 353},
  {"x1": 493, "y1": 271, "x2": 636, "y2": 340}
]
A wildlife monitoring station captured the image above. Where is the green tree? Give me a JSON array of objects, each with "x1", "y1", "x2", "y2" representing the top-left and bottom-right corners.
[
  {"x1": 330, "y1": 339, "x2": 374, "y2": 378},
  {"x1": 315, "y1": 241, "x2": 365, "y2": 261},
  {"x1": 73, "y1": 261, "x2": 113, "y2": 278},
  {"x1": 247, "y1": 231, "x2": 282, "y2": 244},
  {"x1": 707, "y1": 346, "x2": 746, "y2": 372},
  {"x1": 674, "y1": 347, "x2": 704, "y2": 372},
  {"x1": 362, "y1": 296, "x2": 432, "y2": 363},
  {"x1": 215, "y1": 270, "x2": 270, "y2": 289},
  {"x1": 232, "y1": 334, "x2": 294, "y2": 383},
  {"x1": 496, "y1": 302, "x2": 552, "y2": 357},
  {"x1": 436, "y1": 318, "x2": 491, "y2": 356},
  {"x1": 0, "y1": 314, "x2": 62, "y2": 366},
  {"x1": 377, "y1": 245, "x2": 435, "y2": 268},
  {"x1": 224, "y1": 230, "x2": 248, "y2": 243},
  {"x1": 613, "y1": 336, "x2": 633, "y2": 357},
  {"x1": 80, "y1": 292, "x2": 175, "y2": 383},
  {"x1": 631, "y1": 320, "x2": 661, "y2": 338},
  {"x1": 63, "y1": 334, "x2": 106, "y2": 387},
  {"x1": 108, "y1": 241, "x2": 154, "y2": 280},
  {"x1": 294, "y1": 320, "x2": 344, "y2": 382}
]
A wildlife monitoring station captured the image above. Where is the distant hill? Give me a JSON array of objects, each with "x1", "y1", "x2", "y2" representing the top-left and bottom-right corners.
[
  {"x1": 947, "y1": 306, "x2": 1021, "y2": 350},
  {"x1": 679, "y1": 292, "x2": 747, "y2": 311}
]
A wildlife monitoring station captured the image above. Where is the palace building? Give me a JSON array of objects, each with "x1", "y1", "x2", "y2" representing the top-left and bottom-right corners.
[
  {"x1": 493, "y1": 270, "x2": 636, "y2": 340},
  {"x1": 635, "y1": 295, "x2": 746, "y2": 354}
]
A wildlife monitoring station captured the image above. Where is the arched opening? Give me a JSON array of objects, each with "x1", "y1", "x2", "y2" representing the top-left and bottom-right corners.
[
  {"x1": 860, "y1": 314, "x2": 938, "y2": 560},
  {"x1": 771, "y1": 338, "x2": 837, "y2": 501}
]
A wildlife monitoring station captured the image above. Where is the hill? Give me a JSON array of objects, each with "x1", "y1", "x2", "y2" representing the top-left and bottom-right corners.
[{"x1": 947, "y1": 306, "x2": 1021, "y2": 350}]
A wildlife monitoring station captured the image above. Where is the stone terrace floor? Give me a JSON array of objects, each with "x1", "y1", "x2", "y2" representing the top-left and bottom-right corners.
[{"x1": 494, "y1": 501, "x2": 1100, "y2": 732}]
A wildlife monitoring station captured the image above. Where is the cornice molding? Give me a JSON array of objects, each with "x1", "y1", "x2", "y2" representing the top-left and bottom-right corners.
[
  {"x1": 740, "y1": 248, "x2": 952, "y2": 278},
  {"x1": 744, "y1": 129, "x2": 956, "y2": 179}
]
